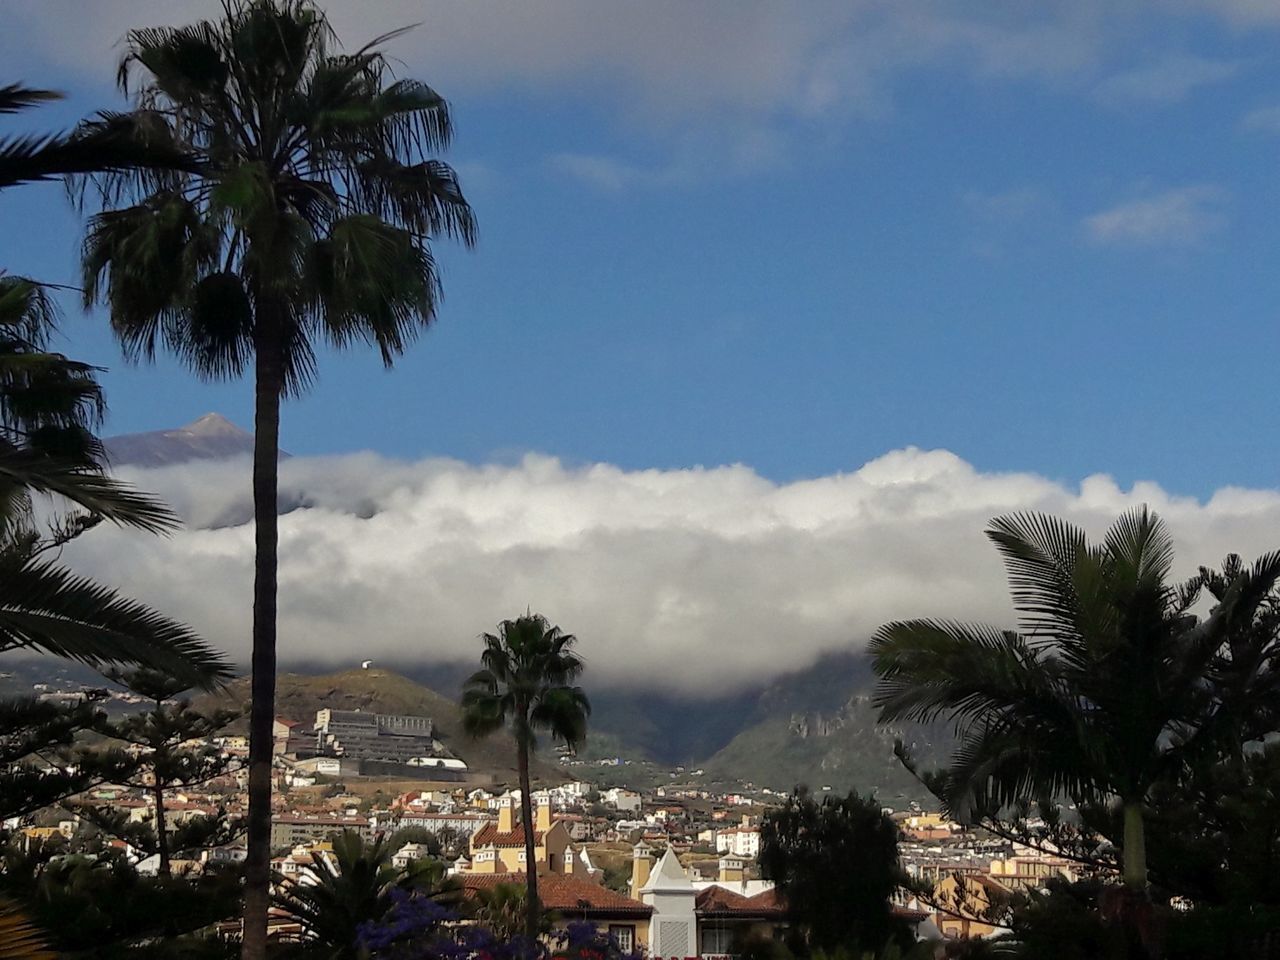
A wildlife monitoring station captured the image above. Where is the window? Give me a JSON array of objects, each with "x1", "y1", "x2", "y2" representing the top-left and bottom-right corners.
[
  {"x1": 608, "y1": 925, "x2": 635, "y2": 953},
  {"x1": 700, "y1": 924, "x2": 735, "y2": 957}
]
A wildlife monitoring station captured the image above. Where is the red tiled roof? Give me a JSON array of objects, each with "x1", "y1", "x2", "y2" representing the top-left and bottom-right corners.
[
  {"x1": 471, "y1": 823, "x2": 547, "y2": 848},
  {"x1": 694, "y1": 886, "x2": 927, "y2": 924},
  {"x1": 695, "y1": 886, "x2": 786, "y2": 918},
  {"x1": 461, "y1": 874, "x2": 651, "y2": 918}
]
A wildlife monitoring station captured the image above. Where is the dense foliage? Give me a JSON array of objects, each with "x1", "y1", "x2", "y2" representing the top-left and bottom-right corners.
[
  {"x1": 873, "y1": 509, "x2": 1280, "y2": 956},
  {"x1": 759, "y1": 787, "x2": 911, "y2": 955}
]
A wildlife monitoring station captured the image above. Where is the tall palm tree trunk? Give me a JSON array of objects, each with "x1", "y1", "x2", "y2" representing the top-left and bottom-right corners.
[
  {"x1": 1122, "y1": 801, "x2": 1147, "y2": 890},
  {"x1": 153, "y1": 775, "x2": 170, "y2": 879},
  {"x1": 517, "y1": 733, "x2": 539, "y2": 941},
  {"x1": 242, "y1": 329, "x2": 283, "y2": 960}
]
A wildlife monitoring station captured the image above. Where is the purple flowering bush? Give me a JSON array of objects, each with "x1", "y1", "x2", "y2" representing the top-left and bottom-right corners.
[{"x1": 357, "y1": 891, "x2": 645, "y2": 960}]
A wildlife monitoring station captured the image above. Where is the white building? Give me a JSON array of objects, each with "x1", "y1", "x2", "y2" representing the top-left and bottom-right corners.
[
  {"x1": 603, "y1": 787, "x2": 642, "y2": 812},
  {"x1": 392, "y1": 842, "x2": 434, "y2": 870},
  {"x1": 714, "y1": 826, "x2": 761, "y2": 859},
  {"x1": 396, "y1": 811, "x2": 494, "y2": 837},
  {"x1": 638, "y1": 847, "x2": 698, "y2": 958}
]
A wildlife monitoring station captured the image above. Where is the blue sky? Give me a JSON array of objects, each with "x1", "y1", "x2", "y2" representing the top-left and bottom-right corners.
[{"x1": 5, "y1": 1, "x2": 1280, "y2": 497}]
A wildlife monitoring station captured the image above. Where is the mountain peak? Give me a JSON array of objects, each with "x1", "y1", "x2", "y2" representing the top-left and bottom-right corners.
[
  {"x1": 106, "y1": 413, "x2": 259, "y2": 467},
  {"x1": 182, "y1": 413, "x2": 248, "y2": 438}
]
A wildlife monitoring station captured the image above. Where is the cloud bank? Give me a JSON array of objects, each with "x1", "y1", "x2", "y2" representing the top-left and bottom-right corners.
[{"x1": 59, "y1": 448, "x2": 1280, "y2": 696}]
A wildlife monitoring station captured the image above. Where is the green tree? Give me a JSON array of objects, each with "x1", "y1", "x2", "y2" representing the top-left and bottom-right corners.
[
  {"x1": 0, "y1": 843, "x2": 242, "y2": 959},
  {"x1": 78, "y1": 3, "x2": 476, "y2": 952},
  {"x1": 272, "y1": 830, "x2": 458, "y2": 960},
  {"x1": 75, "y1": 669, "x2": 242, "y2": 878},
  {"x1": 460, "y1": 613, "x2": 591, "y2": 938},
  {"x1": 758, "y1": 787, "x2": 909, "y2": 955},
  {"x1": 0, "y1": 695, "x2": 124, "y2": 822},
  {"x1": 871, "y1": 508, "x2": 1280, "y2": 893}
]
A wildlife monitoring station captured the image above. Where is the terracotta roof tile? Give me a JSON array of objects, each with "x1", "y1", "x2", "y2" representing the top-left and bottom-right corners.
[
  {"x1": 695, "y1": 886, "x2": 786, "y2": 918},
  {"x1": 471, "y1": 823, "x2": 546, "y2": 848},
  {"x1": 461, "y1": 874, "x2": 651, "y2": 918}
]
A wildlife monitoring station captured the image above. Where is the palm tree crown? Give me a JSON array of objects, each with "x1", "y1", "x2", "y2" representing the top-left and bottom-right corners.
[
  {"x1": 871, "y1": 507, "x2": 1280, "y2": 889},
  {"x1": 273, "y1": 830, "x2": 458, "y2": 960},
  {"x1": 462, "y1": 615, "x2": 591, "y2": 751},
  {"x1": 461, "y1": 614, "x2": 590, "y2": 939},
  {"x1": 80, "y1": 0, "x2": 476, "y2": 388}
]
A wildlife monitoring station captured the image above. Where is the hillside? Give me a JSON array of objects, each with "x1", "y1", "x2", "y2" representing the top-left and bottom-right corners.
[
  {"x1": 399, "y1": 652, "x2": 951, "y2": 802},
  {"x1": 698, "y1": 692, "x2": 949, "y2": 803},
  {"x1": 195, "y1": 667, "x2": 556, "y2": 784},
  {"x1": 674, "y1": 652, "x2": 948, "y2": 802}
]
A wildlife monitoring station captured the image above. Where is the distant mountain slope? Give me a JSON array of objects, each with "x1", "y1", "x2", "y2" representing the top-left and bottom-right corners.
[
  {"x1": 677, "y1": 652, "x2": 947, "y2": 802},
  {"x1": 699, "y1": 691, "x2": 949, "y2": 803},
  {"x1": 557, "y1": 650, "x2": 948, "y2": 803},
  {"x1": 105, "y1": 413, "x2": 260, "y2": 467},
  {"x1": 195, "y1": 667, "x2": 555, "y2": 784}
]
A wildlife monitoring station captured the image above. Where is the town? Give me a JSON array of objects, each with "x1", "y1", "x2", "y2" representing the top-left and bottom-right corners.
[
  {"x1": 1, "y1": 0, "x2": 1277, "y2": 957},
  {"x1": 8, "y1": 690, "x2": 1083, "y2": 950}
]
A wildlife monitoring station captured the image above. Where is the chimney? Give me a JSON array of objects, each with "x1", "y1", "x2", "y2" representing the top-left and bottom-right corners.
[
  {"x1": 535, "y1": 793, "x2": 552, "y2": 833},
  {"x1": 630, "y1": 841, "x2": 653, "y2": 899},
  {"x1": 719, "y1": 855, "x2": 745, "y2": 886},
  {"x1": 498, "y1": 796, "x2": 515, "y2": 833}
]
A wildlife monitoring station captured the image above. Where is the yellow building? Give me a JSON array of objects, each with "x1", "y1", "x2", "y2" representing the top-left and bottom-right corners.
[
  {"x1": 931, "y1": 873, "x2": 1011, "y2": 939},
  {"x1": 989, "y1": 854, "x2": 1076, "y2": 890},
  {"x1": 467, "y1": 794, "x2": 575, "y2": 875}
]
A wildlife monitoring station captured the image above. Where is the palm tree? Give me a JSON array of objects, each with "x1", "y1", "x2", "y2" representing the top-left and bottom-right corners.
[
  {"x1": 272, "y1": 830, "x2": 459, "y2": 960},
  {"x1": 871, "y1": 507, "x2": 1280, "y2": 892},
  {"x1": 461, "y1": 613, "x2": 590, "y2": 939},
  {"x1": 0, "y1": 277, "x2": 228, "y2": 687},
  {"x1": 0, "y1": 84, "x2": 225, "y2": 688},
  {"x1": 79, "y1": 3, "x2": 476, "y2": 952}
]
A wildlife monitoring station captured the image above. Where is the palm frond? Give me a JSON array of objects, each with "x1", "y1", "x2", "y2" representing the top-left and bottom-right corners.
[
  {"x1": 871, "y1": 618, "x2": 1052, "y2": 725},
  {"x1": 0, "y1": 446, "x2": 176, "y2": 533},
  {"x1": 0, "y1": 896, "x2": 55, "y2": 960},
  {"x1": 1104, "y1": 505, "x2": 1175, "y2": 592},
  {"x1": 986, "y1": 511, "x2": 1087, "y2": 640},
  {"x1": 0, "y1": 554, "x2": 230, "y2": 688},
  {"x1": 0, "y1": 85, "x2": 60, "y2": 116}
]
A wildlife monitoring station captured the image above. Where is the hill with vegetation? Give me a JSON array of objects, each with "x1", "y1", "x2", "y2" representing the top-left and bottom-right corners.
[{"x1": 195, "y1": 667, "x2": 554, "y2": 784}]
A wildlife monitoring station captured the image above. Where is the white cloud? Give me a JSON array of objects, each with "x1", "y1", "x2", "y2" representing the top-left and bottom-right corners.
[
  {"x1": 1083, "y1": 185, "x2": 1228, "y2": 246},
  {"x1": 58, "y1": 447, "x2": 1280, "y2": 696},
  {"x1": 1241, "y1": 104, "x2": 1280, "y2": 134},
  {"x1": 3, "y1": 2, "x2": 1266, "y2": 131},
  {"x1": 546, "y1": 153, "x2": 658, "y2": 191},
  {"x1": 1094, "y1": 53, "x2": 1240, "y2": 104},
  {"x1": 961, "y1": 186, "x2": 1046, "y2": 223}
]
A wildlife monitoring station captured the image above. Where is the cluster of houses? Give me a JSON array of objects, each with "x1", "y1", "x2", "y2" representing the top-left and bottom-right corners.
[
  {"x1": 7, "y1": 698, "x2": 1083, "y2": 951},
  {"x1": 262, "y1": 785, "x2": 942, "y2": 954}
]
